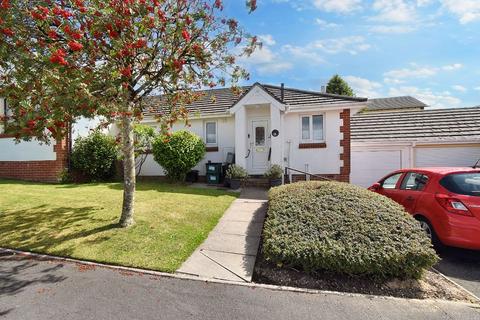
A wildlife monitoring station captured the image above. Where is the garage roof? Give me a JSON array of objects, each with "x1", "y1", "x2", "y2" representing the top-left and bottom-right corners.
[
  {"x1": 351, "y1": 106, "x2": 480, "y2": 141},
  {"x1": 365, "y1": 96, "x2": 427, "y2": 112},
  {"x1": 143, "y1": 83, "x2": 367, "y2": 116}
]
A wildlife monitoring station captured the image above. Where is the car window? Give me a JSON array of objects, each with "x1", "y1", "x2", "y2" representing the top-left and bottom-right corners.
[
  {"x1": 400, "y1": 172, "x2": 429, "y2": 191},
  {"x1": 440, "y1": 172, "x2": 480, "y2": 196},
  {"x1": 382, "y1": 173, "x2": 403, "y2": 189}
]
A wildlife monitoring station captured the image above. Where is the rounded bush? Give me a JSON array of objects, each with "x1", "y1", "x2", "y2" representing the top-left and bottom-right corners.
[
  {"x1": 263, "y1": 181, "x2": 439, "y2": 279},
  {"x1": 152, "y1": 130, "x2": 205, "y2": 182},
  {"x1": 71, "y1": 131, "x2": 118, "y2": 181}
]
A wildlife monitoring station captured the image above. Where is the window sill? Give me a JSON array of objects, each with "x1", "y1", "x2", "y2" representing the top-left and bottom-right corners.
[
  {"x1": 299, "y1": 142, "x2": 327, "y2": 149},
  {"x1": 206, "y1": 146, "x2": 219, "y2": 152}
]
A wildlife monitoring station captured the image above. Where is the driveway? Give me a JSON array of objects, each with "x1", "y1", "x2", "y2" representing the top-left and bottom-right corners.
[
  {"x1": 1, "y1": 253, "x2": 479, "y2": 320},
  {"x1": 435, "y1": 246, "x2": 480, "y2": 298}
]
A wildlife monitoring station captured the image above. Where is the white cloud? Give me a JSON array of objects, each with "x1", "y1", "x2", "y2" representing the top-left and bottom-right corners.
[
  {"x1": 258, "y1": 34, "x2": 276, "y2": 46},
  {"x1": 371, "y1": 0, "x2": 417, "y2": 23},
  {"x1": 442, "y1": 63, "x2": 463, "y2": 71},
  {"x1": 389, "y1": 86, "x2": 462, "y2": 108},
  {"x1": 282, "y1": 45, "x2": 325, "y2": 64},
  {"x1": 344, "y1": 75, "x2": 383, "y2": 98},
  {"x1": 240, "y1": 35, "x2": 293, "y2": 75},
  {"x1": 475, "y1": 87, "x2": 480, "y2": 91},
  {"x1": 452, "y1": 85, "x2": 467, "y2": 92},
  {"x1": 442, "y1": 0, "x2": 480, "y2": 24},
  {"x1": 311, "y1": 36, "x2": 371, "y2": 55},
  {"x1": 315, "y1": 18, "x2": 340, "y2": 28},
  {"x1": 369, "y1": 25, "x2": 416, "y2": 33},
  {"x1": 313, "y1": 0, "x2": 362, "y2": 13},
  {"x1": 383, "y1": 63, "x2": 463, "y2": 82}
]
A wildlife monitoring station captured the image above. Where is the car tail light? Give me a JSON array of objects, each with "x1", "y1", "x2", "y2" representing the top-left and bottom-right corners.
[{"x1": 435, "y1": 194, "x2": 473, "y2": 216}]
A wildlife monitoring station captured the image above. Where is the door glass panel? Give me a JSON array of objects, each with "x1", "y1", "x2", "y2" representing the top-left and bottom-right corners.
[
  {"x1": 255, "y1": 126, "x2": 265, "y2": 146},
  {"x1": 312, "y1": 115, "x2": 323, "y2": 140},
  {"x1": 382, "y1": 173, "x2": 402, "y2": 189},
  {"x1": 301, "y1": 116, "x2": 310, "y2": 140}
]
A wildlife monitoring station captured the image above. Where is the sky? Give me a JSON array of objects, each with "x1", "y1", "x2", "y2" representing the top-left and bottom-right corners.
[{"x1": 223, "y1": 0, "x2": 480, "y2": 109}]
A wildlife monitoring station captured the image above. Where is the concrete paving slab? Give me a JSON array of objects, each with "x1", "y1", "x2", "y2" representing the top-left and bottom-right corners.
[
  {"x1": 200, "y1": 233, "x2": 260, "y2": 256},
  {"x1": 176, "y1": 187, "x2": 268, "y2": 282},
  {"x1": 215, "y1": 220, "x2": 264, "y2": 236}
]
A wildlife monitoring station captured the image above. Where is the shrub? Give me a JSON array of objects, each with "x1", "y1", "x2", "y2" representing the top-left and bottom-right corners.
[
  {"x1": 263, "y1": 181, "x2": 439, "y2": 279},
  {"x1": 152, "y1": 130, "x2": 205, "y2": 182},
  {"x1": 71, "y1": 131, "x2": 118, "y2": 181},
  {"x1": 225, "y1": 164, "x2": 248, "y2": 180},
  {"x1": 264, "y1": 164, "x2": 283, "y2": 179}
]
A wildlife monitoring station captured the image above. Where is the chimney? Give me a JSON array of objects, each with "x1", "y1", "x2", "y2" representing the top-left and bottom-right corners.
[{"x1": 281, "y1": 83, "x2": 285, "y2": 102}]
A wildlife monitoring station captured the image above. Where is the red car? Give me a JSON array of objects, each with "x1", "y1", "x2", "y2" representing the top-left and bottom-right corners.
[{"x1": 369, "y1": 167, "x2": 480, "y2": 250}]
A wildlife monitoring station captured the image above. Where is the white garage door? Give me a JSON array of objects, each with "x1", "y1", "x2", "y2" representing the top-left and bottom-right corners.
[
  {"x1": 415, "y1": 146, "x2": 480, "y2": 167},
  {"x1": 351, "y1": 150, "x2": 403, "y2": 187}
]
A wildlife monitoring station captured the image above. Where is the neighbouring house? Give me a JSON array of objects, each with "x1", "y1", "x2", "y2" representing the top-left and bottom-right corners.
[{"x1": 351, "y1": 105, "x2": 480, "y2": 187}]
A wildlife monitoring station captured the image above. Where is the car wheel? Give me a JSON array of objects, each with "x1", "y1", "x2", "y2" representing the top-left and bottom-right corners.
[{"x1": 415, "y1": 216, "x2": 441, "y2": 248}]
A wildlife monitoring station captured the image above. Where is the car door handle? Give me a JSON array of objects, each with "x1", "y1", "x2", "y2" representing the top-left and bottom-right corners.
[{"x1": 406, "y1": 196, "x2": 415, "y2": 201}]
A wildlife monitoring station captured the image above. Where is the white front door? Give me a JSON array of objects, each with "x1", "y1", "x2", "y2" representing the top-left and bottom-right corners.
[{"x1": 249, "y1": 119, "x2": 270, "y2": 174}]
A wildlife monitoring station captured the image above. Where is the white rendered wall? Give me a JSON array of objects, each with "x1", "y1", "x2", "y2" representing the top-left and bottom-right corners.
[
  {"x1": 283, "y1": 110, "x2": 343, "y2": 174},
  {"x1": 139, "y1": 116, "x2": 235, "y2": 176},
  {"x1": 0, "y1": 138, "x2": 57, "y2": 161}
]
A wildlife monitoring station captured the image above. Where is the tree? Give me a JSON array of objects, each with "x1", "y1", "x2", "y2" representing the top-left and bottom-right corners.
[
  {"x1": 326, "y1": 74, "x2": 355, "y2": 97},
  {"x1": 0, "y1": 0, "x2": 258, "y2": 227}
]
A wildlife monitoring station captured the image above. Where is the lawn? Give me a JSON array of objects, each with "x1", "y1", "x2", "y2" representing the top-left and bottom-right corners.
[{"x1": 0, "y1": 180, "x2": 237, "y2": 272}]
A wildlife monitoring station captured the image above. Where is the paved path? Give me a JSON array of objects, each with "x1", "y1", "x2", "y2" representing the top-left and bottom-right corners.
[
  {"x1": 1, "y1": 255, "x2": 479, "y2": 320},
  {"x1": 436, "y1": 246, "x2": 480, "y2": 299},
  {"x1": 176, "y1": 188, "x2": 268, "y2": 282}
]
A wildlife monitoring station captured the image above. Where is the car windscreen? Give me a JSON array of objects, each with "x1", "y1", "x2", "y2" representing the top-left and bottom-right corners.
[{"x1": 440, "y1": 172, "x2": 480, "y2": 197}]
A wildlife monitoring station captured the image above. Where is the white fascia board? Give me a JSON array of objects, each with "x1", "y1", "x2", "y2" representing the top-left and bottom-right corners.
[
  {"x1": 352, "y1": 138, "x2": 480, "y2": 147},
  {"x1": 285, "y1": 102, "x2": 367, "y2": 114},
  {"x1": 229, "y1": 84, "x2": 286, "y2": 114}
]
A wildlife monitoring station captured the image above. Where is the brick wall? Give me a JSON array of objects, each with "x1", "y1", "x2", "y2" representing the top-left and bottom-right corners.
[{"x1": 0, "y1": 138, "x2": 68, "y2": 183}]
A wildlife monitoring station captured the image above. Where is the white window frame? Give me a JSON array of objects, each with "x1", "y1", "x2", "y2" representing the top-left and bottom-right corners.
[
  {"x1": 204, "y1": 120, "x2": 218, "y2": 146},
  {"x1": 299, "y1": 114, "x2": 325, "y2": 143}
]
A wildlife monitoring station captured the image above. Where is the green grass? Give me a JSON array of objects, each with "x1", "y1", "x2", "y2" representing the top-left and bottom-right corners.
[{"x1": 0, "y1": 180, "x2": 237, "y2": 272}]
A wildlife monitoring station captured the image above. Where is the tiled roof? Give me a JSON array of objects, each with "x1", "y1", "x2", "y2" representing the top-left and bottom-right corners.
[
  {"x1": 143, "y1": 83, "x2": 367, "y2": 116},
  {"x1": 351, "y1": 107, "x2": 480, "y2": 141},
  {"x1": 365, "y1": 96, "x2": 428, "y2": 112}
]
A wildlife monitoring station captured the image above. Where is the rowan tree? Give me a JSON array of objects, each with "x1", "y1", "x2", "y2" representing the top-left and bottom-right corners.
[{"x1": 0, "y1": 0, "x2": 258, "y2": 227}]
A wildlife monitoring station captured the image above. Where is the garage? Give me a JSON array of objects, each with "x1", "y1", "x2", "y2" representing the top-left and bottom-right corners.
[{"x1": 351, "y1": 106, "x2": 480, "y2": 187}]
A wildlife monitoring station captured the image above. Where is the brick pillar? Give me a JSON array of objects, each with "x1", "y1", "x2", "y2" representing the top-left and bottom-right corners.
[{"x1": 339, "y1": 109, "x2": 351, "y2": 182}]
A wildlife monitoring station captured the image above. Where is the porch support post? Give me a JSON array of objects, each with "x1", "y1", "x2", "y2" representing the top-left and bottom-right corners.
[
  {"x1": 234, "y1": 106, "x2": 247, "y2": 169},
  {"x1": 270, "y1": 105, "x2": 282, "y2": 166}
]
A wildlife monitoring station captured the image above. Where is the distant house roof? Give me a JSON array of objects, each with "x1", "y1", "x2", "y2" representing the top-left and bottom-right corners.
[
  {"x1": 365, "y1": 96, "x2": 428, "y2": 112},
  {"x1": 143, "y1": 83, "x2": 367, "y2": 117},
  {"x1": 351, "y1": 106, "x2": 480, "y2": 141}
]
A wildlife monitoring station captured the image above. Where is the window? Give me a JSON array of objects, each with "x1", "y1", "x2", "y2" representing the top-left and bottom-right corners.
[
  {"x1": 255, "y1": 126, "x2": 265, "y2": 146},
  {"x1": 440, "y1": 173, "x2": 480, "y2": 196},
  {"x1": 400, "y1": 172, "x2": 429, "y2": 191},
  {"x1": 205, "y1": 121, "x2": 217, "y2": 145},
  {"x1": 382, "y1": 173, "x2": 402, "y2": 189},
  {"x1": 300, "y1": 115, "x2": 324, "y2": 142}
]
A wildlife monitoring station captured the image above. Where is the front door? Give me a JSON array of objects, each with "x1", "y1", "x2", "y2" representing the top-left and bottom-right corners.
[{"x1": 249, "y1": 119, "x2": 270, "y2": 174}]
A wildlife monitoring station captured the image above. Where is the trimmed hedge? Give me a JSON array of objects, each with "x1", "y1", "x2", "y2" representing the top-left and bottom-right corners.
[
  {"x1": 263, "y1": 181, "x2": 439, "y2": 279},
  {"x1": 152, "y1": 130, "x2": 205, "y2": 182},
  {"x1": 71, "y1": 131, "x2": 118, "y2": 181}
]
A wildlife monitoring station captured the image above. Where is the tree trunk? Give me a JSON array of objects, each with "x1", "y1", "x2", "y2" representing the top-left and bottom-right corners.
[{"x1": 119, "y1": 104, "x2": 136, "y2": 227}]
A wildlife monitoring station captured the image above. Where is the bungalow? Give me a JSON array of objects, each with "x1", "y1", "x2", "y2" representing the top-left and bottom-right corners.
[{"x1": 0, "y1": 83, "x2": 368, "y2": 183}]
